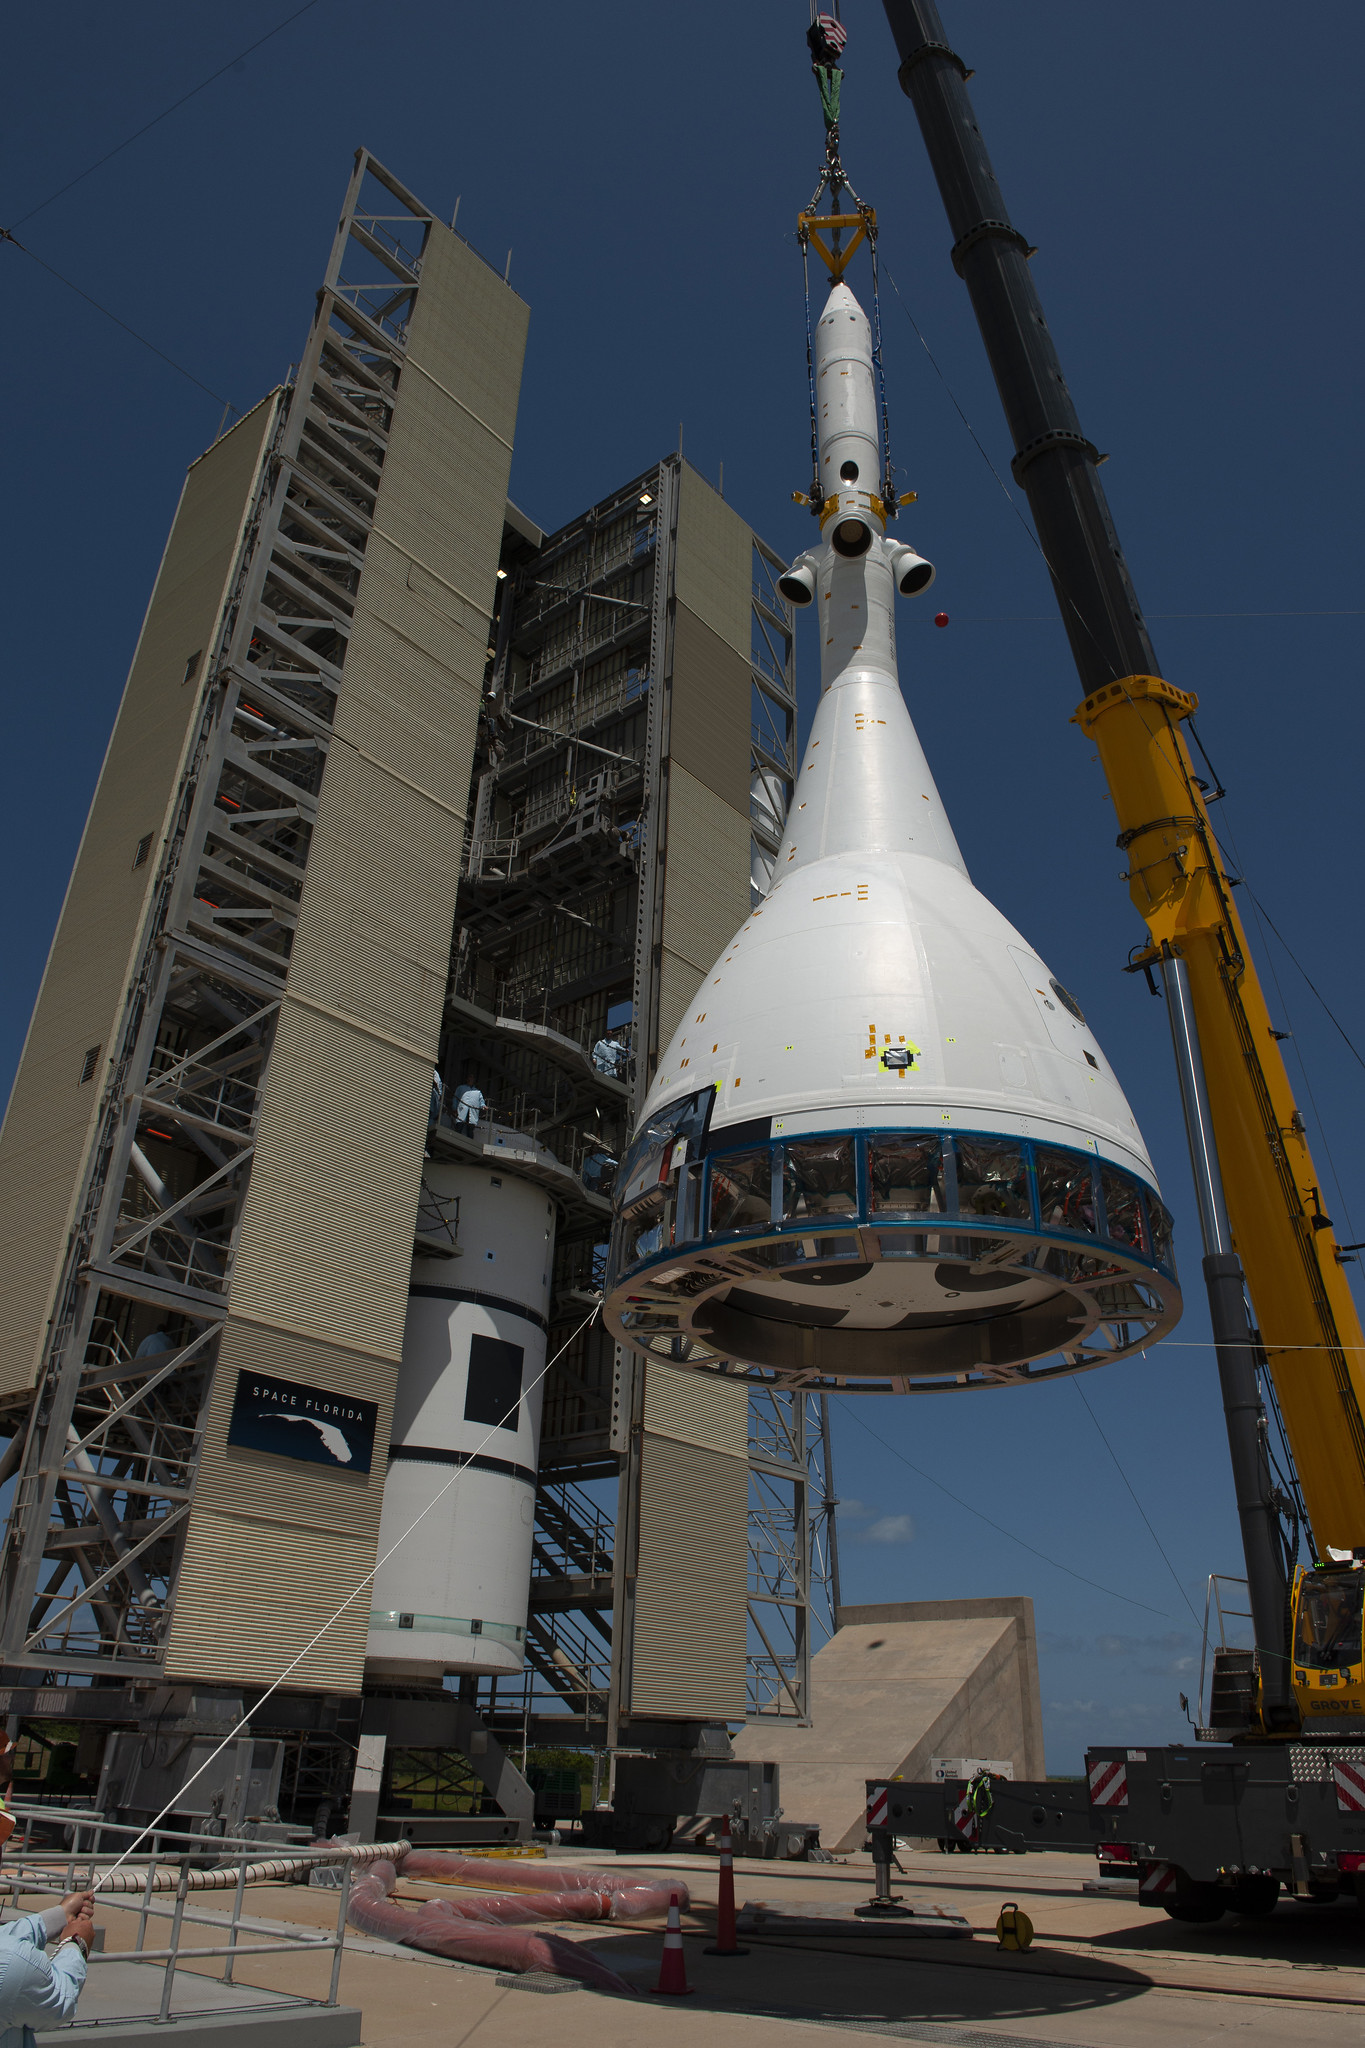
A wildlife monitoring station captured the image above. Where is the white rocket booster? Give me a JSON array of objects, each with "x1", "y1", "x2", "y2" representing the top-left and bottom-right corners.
[{"x1": 603, "y1": 281, "x2": 1181, "y2": 1393}]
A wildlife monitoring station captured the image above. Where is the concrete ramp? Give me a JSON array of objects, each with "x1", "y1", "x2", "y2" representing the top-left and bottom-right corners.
[{"x1": 735, "y1": 1597, "x2": 1044, "y2": 1854}]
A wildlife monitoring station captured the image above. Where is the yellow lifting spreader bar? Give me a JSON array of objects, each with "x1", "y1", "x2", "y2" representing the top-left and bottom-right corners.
[{"x1": 798, "y1": 207, "x2": 875, "y2": 281}]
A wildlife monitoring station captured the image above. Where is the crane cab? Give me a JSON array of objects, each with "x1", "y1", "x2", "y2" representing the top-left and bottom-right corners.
[{"x1": 1291, "y1": 1564, "x2": 1365, "y2": 1731}]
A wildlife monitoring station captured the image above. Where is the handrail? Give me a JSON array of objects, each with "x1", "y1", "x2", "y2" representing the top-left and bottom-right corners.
[{"x1": 0, "y1": 1830, "x2": 385, "y2": 2022}]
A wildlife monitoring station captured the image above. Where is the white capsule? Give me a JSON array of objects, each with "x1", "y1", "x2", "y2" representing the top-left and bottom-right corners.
[{"x1": 603, "y1": 282, "x2": 1181, "y2": 1393}]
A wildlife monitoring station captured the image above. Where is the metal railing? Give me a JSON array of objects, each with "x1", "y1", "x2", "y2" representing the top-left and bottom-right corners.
[
  {"x1": 501, "y1": 666, "x2": 648, "y2": 766},
  {"x1": 1197, "y1": 1572, "x2": 1254, "y2": 1730},
  {"x1": 434, "y1": 1107, "x2": 614, "y2": 1192},
  {"x1": 0, "y1": 1806, "x2": 357, "y2": 2027},
  {"x1": 515, "y1": 526, "x2": 655, "y2": 635}
]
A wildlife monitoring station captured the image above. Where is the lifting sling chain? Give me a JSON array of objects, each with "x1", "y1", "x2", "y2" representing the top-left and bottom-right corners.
[{"x1": 798, "y1": 6, "x2": 899, "y2": 522}]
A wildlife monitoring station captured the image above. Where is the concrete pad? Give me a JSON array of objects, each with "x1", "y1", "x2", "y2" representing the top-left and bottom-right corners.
[
  {"x1": 38, "y1": 1849, "x2": 1365, "y2": 2047},
  {"x1": 734, "y1": 1599, "x2": 1045, "y2": 1852}
]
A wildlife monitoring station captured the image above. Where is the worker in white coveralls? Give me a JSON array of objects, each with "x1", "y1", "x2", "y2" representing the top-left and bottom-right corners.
[
  {"x1": 452, "y1": 1076, "x2": 486, "y2": 1127},
  {"x1": 0, "y1": 1888, "x2": 93, "y2": 2046}
]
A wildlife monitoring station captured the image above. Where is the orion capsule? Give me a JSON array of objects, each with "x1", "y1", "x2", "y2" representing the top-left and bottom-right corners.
[{"x1": 602, "y1": 282, "x2": 1181, "y2": 1392}]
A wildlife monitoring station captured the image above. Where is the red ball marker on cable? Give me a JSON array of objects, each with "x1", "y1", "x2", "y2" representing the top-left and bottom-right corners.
[{"x1": 934, "y1": 612, "x2": 949, "y2": 629}]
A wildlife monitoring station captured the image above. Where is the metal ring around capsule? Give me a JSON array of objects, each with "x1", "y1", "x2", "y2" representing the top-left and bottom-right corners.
[{"x1": 603, "y1": 1127, "x2": 1179, "y2": 1394}]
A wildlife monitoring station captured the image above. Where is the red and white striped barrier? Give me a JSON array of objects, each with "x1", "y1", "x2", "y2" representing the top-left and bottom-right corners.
[
  {"x1": 1087, "y1": 1758, "x2": 1128, "y2": 1808},
  {"x1": 866, "y1": 1783, "x2": 890, "y2": 1830},
  {"x1": 1334, "y1": 1758, "x2": 1365, "y2": 1814},
  {"x1": 949, "y1": 1787, "x2": 979, "y2": 1843},
  {"x1": 1138, "y1": 1862, "x2": 1176, "y2": 1902}
]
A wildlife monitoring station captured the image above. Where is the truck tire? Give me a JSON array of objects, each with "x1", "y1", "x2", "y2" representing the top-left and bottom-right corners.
[
  {"x1": 1229, "y1": 1877, "x2": 1279, "y2": 1917},
  {"x1": 1162, "y1": 1884, "x2": 1226, "y2": 1924}
]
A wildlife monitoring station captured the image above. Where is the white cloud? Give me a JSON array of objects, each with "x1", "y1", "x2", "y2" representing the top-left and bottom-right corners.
[
  {"x1": 839, "y1": 1499, "x2": 872, "y2": 1521},
  {"x1": 859, "y1": 1513, "x2": 915, "y2": 1545}
]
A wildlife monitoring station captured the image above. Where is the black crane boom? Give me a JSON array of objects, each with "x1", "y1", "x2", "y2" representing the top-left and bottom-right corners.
[{"x1": 881, "y1": 0, "x2": 1159, "y2": 694}]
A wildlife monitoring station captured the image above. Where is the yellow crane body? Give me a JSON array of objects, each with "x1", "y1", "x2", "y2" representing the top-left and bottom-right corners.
[{"x1": 1075, "y1": 675, "x2": 1365, "y2": 1557}]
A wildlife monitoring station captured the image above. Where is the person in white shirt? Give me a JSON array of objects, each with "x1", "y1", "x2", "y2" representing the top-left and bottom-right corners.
[
  {"x1": 452, "y1": 1077, "x2": 486, "y2": 1127},
  {"x1": 592, "y1": 1036, "x2": 626, "y2": 1078},
  {"x1": 0, "y1": 1890, "x2": 93, "y2": 2048}
]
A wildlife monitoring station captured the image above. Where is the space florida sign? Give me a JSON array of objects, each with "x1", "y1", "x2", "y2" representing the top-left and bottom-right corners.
[{"x1": 227, "y1": 1371, "x2": 378, "y2": 1474}]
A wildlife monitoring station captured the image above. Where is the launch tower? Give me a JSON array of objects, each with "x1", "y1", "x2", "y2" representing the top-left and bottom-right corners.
[{"x1": 0, "y1": 155, "x2": 833, "y2": 1840}]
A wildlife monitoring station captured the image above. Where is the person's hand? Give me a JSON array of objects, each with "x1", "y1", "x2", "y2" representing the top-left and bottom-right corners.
[{"x1": 61, "y1": 1894, "x2": 94, "y2": 1946}]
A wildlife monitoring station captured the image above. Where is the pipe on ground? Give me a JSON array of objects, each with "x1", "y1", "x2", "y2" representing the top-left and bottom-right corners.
[
  {"x1": 347, "y1": 1849, "x2": 690, "y2": 1992},
  {"x1": 69, "y1": 1840, "x2": 409, "y2": 1893}
]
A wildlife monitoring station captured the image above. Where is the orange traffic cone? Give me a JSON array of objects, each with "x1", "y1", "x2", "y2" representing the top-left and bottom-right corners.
[
  {"x1": 704, "y1": 1817, "x2": 749, "y2": 1956},
  {"x1": 651, "y1": 1890, "x2": 694, "y2": 1996}
]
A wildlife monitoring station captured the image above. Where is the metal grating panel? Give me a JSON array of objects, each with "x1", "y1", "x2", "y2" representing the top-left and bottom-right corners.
[
  {"x1": 166, "y1": 1315, "x2": 397, "y2": 1689},
  {"x1": 280, "y1": 744, "x2": 462, "y2": 1048},
  {"x1": 644, "y1": 1366, "x2": 748, "y2": 1456},
  {"x1": 668, "y1": 605, "x2": 751, "y2": 812},
  {"x1": 672, "y1": 463, "x2": 751, "y2": 657},
  {"x1": 1290, "y1": 1743, "x2": 1365, "y2": 1782},
  {"x1": 0, "y1": 401, "x2": 279, "y2": 1393},
  {"x1": 223, "y1": 997, "x2": 431, "y2": 1360},
  {"x1": 178, "y1": 1315, "x2": 396, "y2": 1532},
  {"x1": 659, "y1": 765, "x2": 750, "y2": 1046},
  {"x1": 630, "y1": 1431, "x2": 748, "y2": 1719},
  {"x1": 167, "y1": 1504, "x2": 377, "y2": 1693}
]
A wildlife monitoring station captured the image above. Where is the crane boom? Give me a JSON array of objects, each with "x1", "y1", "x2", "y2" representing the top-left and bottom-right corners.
[
  {"x1": 1077, "y1": 675, "x2": 1365, "y2": 1550},
  {"x1": 881, "y1": 0, "x2": 1365, "y2": 1717}
]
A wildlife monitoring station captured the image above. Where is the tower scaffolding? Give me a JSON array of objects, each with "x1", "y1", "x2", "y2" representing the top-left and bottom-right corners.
[
  {"x1": 443, "y1": 468, "x2": 822, "y2": 1755},
  {"x1": 0, "y1": 152, "x2": 510, "y2": 1683}
]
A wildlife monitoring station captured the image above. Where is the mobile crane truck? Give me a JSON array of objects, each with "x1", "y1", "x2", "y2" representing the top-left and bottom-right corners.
[{"x1": 863, "y1": 0, "x2": 1365, "y2": 1922}]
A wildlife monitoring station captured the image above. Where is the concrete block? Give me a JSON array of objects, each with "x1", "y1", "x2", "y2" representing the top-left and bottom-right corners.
[{"x1": 734, "y1": 1597, "x2": 1043, "y2": 1854}]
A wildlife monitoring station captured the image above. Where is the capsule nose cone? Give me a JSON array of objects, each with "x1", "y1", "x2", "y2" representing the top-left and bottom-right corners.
[{"x1": 821, "y1": 282, "x2": 863, "y2": 322}]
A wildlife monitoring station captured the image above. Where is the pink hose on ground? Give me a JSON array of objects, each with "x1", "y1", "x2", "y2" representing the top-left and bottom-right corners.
[
  {"x1": 399, "y1": 1849, "x2": 686, "y2": 1921},
  {"x1": 346, "y1": 1852, "x2": 688, "y2": 1991}
]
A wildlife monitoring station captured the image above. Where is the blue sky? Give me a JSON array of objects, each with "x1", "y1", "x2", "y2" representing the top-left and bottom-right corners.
[{"x1": 4, "y1": 2, "x2": 1362, "y2": 1772}]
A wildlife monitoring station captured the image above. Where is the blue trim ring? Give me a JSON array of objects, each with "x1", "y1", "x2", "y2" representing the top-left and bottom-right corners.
[{"x1": 611, "y1": 1126, "x2": 1175, "y2": 1286}]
